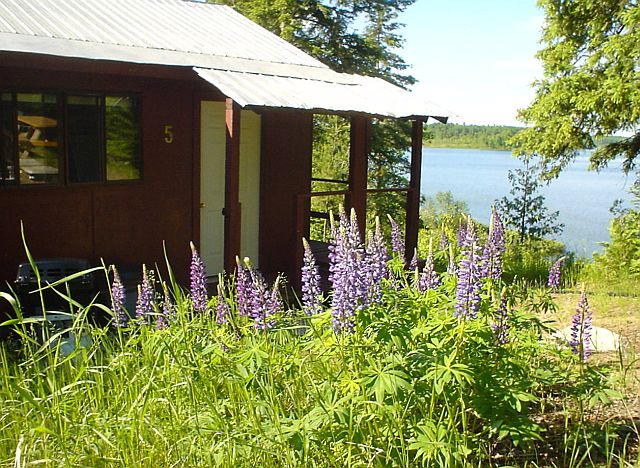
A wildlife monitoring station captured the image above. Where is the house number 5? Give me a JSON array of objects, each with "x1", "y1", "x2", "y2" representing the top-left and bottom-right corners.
[{"x1": 164, "y1": 125, "x2": 174, "y2": 144}]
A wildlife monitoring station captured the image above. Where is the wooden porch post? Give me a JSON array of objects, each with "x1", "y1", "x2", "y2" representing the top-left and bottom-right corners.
[
  {"x1": 405, "y1": 118, "x2": 424, "y2": 261},
  {"x1": 224, "y1": 98, "x2": 242, "y2": 272},
  {"x1": 348, "y1": 115, "x2": 370, "y2": 238}
]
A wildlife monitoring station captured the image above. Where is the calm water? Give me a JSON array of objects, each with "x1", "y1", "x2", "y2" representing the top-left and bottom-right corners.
[{"x1": 421, "y1": 148, "x2": 635, "y2": 256}]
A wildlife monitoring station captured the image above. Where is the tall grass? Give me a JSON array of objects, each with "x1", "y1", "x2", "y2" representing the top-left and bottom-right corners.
[{"x1": 1, "y1": 220, "x2": 638, "y2": 467}]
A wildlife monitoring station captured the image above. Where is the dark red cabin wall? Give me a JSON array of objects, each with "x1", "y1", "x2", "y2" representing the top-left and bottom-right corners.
[
  {"x1": 259, "y1": 109, "x2": 313, "y2": 282},
  {"x1": 0, "y1": 60, "x2": 197, "y2": 289}
]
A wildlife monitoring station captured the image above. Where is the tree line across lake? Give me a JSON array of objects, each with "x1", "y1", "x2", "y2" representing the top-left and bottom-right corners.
[{"x1": 424, "y1": 123, "x2": 625, "y2": 151}]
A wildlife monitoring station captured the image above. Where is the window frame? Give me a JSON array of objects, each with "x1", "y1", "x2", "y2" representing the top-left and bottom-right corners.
[{"x1": 0, "y1": 89, "x2": 143, "y2": 188}]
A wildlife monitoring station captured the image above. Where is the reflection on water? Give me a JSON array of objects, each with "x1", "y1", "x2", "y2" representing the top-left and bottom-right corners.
[{"x1": 421, "y1": 148, "x2": 634, "y2": 256}]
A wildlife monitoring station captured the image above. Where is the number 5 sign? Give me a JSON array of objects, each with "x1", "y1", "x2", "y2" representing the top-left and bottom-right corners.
[{"x1": 164, "y1": 125, "x2": 174, "y2": 144}]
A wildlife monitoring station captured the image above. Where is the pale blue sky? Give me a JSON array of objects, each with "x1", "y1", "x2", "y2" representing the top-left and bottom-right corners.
[{"x1": 398, "y1": 1, "x2": 544, "y2": 126}]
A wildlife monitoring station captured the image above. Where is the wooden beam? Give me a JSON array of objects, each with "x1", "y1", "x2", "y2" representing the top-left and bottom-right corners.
[
  {"x1": 348, "y1": 115, "x2": 370, "y2": 238},
  {"x1": 224, "y1": 98, "x2": 242, "y2": 272},
  {"x1": 405, "y1": 119, "x2": 424, "y2": 261}
]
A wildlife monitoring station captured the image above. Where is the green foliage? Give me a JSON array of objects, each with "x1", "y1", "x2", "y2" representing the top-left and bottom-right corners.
[
  {"x1": 424, "y1": 123, "x2": 523, "y2": 150},
  {"x1": 0, "y1": 236, "x2": 633, "y2": 466},
  {"x1": 495, "y1": 159, "x2": 564, "y2": 240},
  {"x1": 511, "y1": 0, "x2": 640, "y2": 181},
  {"x1": 420, "y1": 191, "x2": 468, "y2": 232},
  {"x1": 583, "y1": 184, "x2": 640, "y2": 290}
]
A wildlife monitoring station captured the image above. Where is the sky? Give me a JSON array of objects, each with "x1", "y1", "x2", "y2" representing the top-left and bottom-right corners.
[{"x1": 398, "y1": 0, "x2": 545, "y2": 126}]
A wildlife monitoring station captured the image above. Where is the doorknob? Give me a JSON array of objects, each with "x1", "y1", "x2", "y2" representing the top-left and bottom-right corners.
[{"x1": 200, "y1": 202, "x2": 206, "y2": 208}]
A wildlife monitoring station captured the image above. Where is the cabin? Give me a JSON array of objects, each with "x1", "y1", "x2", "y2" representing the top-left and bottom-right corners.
[{"x1": 0, "y1": 0, "x2": 447, "y2": 296}]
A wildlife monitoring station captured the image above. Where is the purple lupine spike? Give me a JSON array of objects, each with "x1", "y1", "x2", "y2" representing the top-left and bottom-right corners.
[
  {"x1": 235, "y1": 256, "x2": 252, "y2": 317},
  {"x1": 135, "y1": 264, "x2": 154, "y2": 325},
  {"x1": 387, "y1": 214, "x2": 405, "y2": 258},
  {"x1": 418, "y1": 238, "x2": 441, "y2": 292},
  {"x1": 245, "y1": 259, "x2": 279, "y2": 330},
  {"x1": 157, "y1": 284, "x2": 174, "y2": 330},
  {"x1": 365, "y1": 217, "x2": 389, "y2": 302},
  {"x1": 456, "y1": 220, "x2": 467, "y2": 248},
  {"x1": 481, "y1": 208, "x2": 506, "y2": 280},
  {"x1": 548, "y1": 257, "x2": 565, "y2": 290},
  {"x1": 215, "y1": 289, "x2": 230, "y2": 325},
  {"x1": 454, "y1": 219, "x2": 483, "y2": 320},
  {"x1": 492, "y1": 290, "x2": 510, "y2": 345},
  {"x1": 409, "y1": 248, "x2": 418, "y2": 271},
  {"x1": 447, "y1": 242, "x2": 457, "y2": 276},
  {"x1": 301, "y1": 238, "x2": 323, "y2": 316},
  {"x1": 190, "y1": 242, "x2": 208, "y2": 313},
  {"x1": 329, "y1": 208, "x2": 367, "y2": 334},
  {"x1": 570, "y1": 289, "x2": 593, "y2": 361},
  {"x1": 111, "y1": 266, "x2": 127, "y2": 328},
  {"x1": 439, "y1": 229, "x2": 449, "y2": 251}
]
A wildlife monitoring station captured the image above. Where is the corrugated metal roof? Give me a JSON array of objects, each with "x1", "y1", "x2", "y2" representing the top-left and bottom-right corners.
[
  {"x1": 194, "y1": 68, "x2": 448, "y2": 120},
  {"x1": 0, "y1": 0, "x2": 448, "y2": 120}
]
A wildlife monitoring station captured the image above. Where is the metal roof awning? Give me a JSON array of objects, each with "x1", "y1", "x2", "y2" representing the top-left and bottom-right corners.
[{"x1": 194, "y1": 67, "x2": 448, "y2": 121}]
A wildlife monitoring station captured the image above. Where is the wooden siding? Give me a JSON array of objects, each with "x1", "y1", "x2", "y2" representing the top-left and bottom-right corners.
[
  {"x1": 0, "y1": 58, "x2": 199, "y2": 288},
  {"x1": 259, "y1": 109, "x2": 313, "y2": 282}
]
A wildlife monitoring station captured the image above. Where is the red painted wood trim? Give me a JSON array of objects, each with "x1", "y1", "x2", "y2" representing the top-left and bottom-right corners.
[
  {"x1": 405, "y1": 119, "x2": 424, "y2": 260},
  {"x1": 224, "y1": 98, "x2": 242, "y2": 272},
  {"x1": 348, "y1": 116, "x2": 370, "y2": 237}
]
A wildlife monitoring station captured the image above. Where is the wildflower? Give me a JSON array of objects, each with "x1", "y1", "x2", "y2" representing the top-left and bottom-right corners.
[
  {"x1": 301, "y1": 238, "x2": 323, "y2": 316},
  {"x1": 447, "y1": 242, "x2": 456, "y2": 276},
  {"x1": 417, "y1": 238, "x2": 441, "y2": 292},
  {"x1": 456, "y1": 219, "x2": 467, "y2": 248},
  {"x1": 570, "y1": 289, "x2": 593, "y2": 361},
  {"x1": 135, "y1": 264, "x2": 154, "y2": 324},
  {"x1": 481, "y1": 208, "x2": 506, "y2": 280},
  {"x1": 111, "y1": 266, "x2": 127, "y2": 328},
  {"x1": 492, "y1": 290, "x2": 510, "y2": 345},
  {"x1": 408, "y1": 248, "x2": 418, "y2": 271},
  {"x1": 157, "y1": 284, "x2": 174, "y2": 330},
  {"x1": 365, "y1": 217, "x2": 389, "y2": 302},
  {"x1": 190, "y1": 242, "x2": 208, "y2": 313},
  {"x1": 454, "y1": 219, "x2": 482, "y2": 320},
  {"x1": 387, "y1": 214, "x2": 405, "y2": 258},
  {"x1": 548, "y1": 257, "x2": 565, "y2": 290},
  {"x1": 329, "y1": 208, "x2": 367, "y2": 333},
  {"x1": 439, "y1": 229, "x2": 449, "y2": 251},
  {"x1": 246, "y1": 260, "x2": 279, "y2": 330},
  {"x1": 235, "y1": 256, "x2": 252, "y2": 317},
  {"x1": 215, "y1": 288, "x2": 230, "y2": 325}
]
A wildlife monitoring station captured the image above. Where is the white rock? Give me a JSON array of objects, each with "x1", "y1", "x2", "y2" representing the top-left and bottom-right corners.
[{"x1": 552, "y1": 326, "x2": 622, "y2": 352}]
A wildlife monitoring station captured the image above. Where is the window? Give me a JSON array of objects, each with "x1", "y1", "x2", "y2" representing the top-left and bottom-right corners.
[{"x1": 0, "y1": 92, "x2": 141, "y2": 186}]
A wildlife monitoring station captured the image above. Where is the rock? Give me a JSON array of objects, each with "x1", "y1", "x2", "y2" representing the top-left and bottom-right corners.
[{"x1": 552, "y1": 326, "x2": 622, "y2": 352}]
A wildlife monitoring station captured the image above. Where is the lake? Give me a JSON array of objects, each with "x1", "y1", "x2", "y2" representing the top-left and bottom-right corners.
[{"x1": 420, "y1": 148, "x2": 635, "y2": 256}]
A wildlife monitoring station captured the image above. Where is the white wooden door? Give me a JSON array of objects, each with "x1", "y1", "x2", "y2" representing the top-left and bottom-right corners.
[{"x1": 200, "y1": 101, "x2": 261, "y2": 275}]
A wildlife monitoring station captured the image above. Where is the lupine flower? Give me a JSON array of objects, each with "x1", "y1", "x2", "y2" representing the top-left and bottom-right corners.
[
  {"x1": 481, "y1": 208, "x2": 506, "y2": 280},
  {"x1": 215, "y1": 288, "x2": 230, "y2": 325},
  {"x1": 454, "y1": 219, "x2": 483, "y2": 320},
  {"x1": 439, "y1": 229, "x2": 449, "y2": 251},
  {"x1": 235, "y1": 256, "x2": 252, "y2": 317},
  {"x1": 135, "y1": 264, "x2": 154, "y2": 324},
  {"x1": 492, "y1": 290, "x2": 510, "y2": 345},
  {"x1": 447, "y1": 242, "x2": 457, "y2": 276},
  {"x1": 157, "y1": 284, "x2": 174, "y2": 330},
  {"x1": 408, "y1": 248, "x2": 418, "y2": 271},
  {"x1": 418, "y1": 238, "x2": 441, "y2": 292},
  {"x1": 456, "y1": 220, "x2": 467, "y2": 248},
  {"x1": 301, "y1": 238, "x2": 323, "y2": 316},
  {"x1": 548, "y1": 257, "x2": 565, "y2": 290},
  {"x1": 387, "y1": 214, "x2": 405, "y2": 258},
  {"x1": 365, "y1": 217, "x2": 389, "y2": 302},
  {"x1": 111, "y1": 266, "x2": 127, "y2": 328},
  {"x1": 329, "y1": 208, "x2": 367, "y2": 334},
  {"x1": 190, "y1": 242, "x2": 208, "y2": 313},
  {"x1": 570, "y1": 289, "x2": 593, "y2": 361},
  {"x1": 246, "y1": 260, "x2": 279, "y2": 330}
]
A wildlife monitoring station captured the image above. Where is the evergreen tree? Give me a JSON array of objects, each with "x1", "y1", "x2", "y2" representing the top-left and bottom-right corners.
[
  {"x1": 512, "y1": 0, "x2": 640, "y2": 181},
  {"x1": 495, "y1": 159, "x2": 564, "y2": 240}
]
